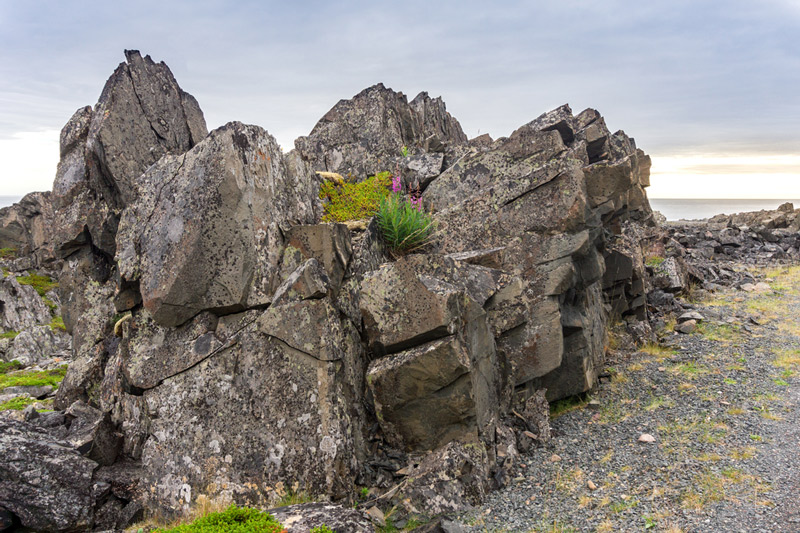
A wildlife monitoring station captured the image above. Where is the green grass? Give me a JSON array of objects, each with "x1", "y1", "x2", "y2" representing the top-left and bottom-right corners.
[
  {"x1": 0, "y1": 360, "x2": 22, "y2": 374},
  {"x1": 0, "y1": 366, "x2": 67, "y2": 392},
  {"x1": 376, "y1": 193, "x2": 435, "y2": 255},
  {"x1": 274, "y1": 490, "x2": 314, "y2": 508},
  {"x1": 0, "y1": 247, "x2": 17, "y2": 259},
  {"x1": 550, "y1": 393, "x2": 589, "y2": 418},
  {"x1": 16, "y1": 272, "x2": 58, "y2": 297},
  {"x1": 0, "y1": 330, "x2": 18, "y2": 340},
  {"x1": 0, "y1": 395, "x2": 37, "y2": 411},
  {"x1": 153, "y1": 505, "x2": 285, "y2": 532},
  {"x1": 310, "y1": 526, "x2": 334, "y2": 533},
  {"x1": 319, "y1": 171, "x2": 392, "y2": 222}
]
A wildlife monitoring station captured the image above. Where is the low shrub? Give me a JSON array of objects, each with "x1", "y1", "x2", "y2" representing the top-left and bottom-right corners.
[
  {"x1": 153, "y1": 505, "x2": 285, "y2": 533},
  {"x1": 319, "y1": 172, "x2": 392, "y2": 222}
]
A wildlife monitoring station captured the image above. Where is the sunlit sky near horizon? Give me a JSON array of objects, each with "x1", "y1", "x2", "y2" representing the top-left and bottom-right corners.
[{"x1": 1, "y1": 0, "x2": 798, "y2": 198}]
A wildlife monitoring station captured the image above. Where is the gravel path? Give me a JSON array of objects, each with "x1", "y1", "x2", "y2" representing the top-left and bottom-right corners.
[{"x1": 458, "y1": 265, "x2": 800, "y2": 532}]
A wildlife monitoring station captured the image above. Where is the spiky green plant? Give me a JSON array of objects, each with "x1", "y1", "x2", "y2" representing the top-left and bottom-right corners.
[{"x1": 376, "y1": 194, "x2": 435, "y2": 255}]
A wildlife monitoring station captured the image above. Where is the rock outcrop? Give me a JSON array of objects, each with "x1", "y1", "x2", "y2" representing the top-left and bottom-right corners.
[{"x1": 0, "y1": 51, "x2": 661, "y2": 528}]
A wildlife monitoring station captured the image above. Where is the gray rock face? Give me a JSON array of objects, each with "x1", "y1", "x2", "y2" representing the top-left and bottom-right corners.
[
  {"x1": 52, "y1": 50, "x2": 208, "y2": 259},
  {"x1": 0, "y1": 192, "x2": 56, "y2": 265},
  {"x1": 137, "y1": 302, "x2": 365, "y2": 514},
  {"x1": 116, "y1": 121, "x2": 319, "y2": 327},
  {"x1": 65, "y1": 400, "x2": 122, "y2": 466},
  {"x1": 0, "y1": 418, "x2": 98, "y2": 532},
  {"x1": 4, "y1": 325, "x2": 71, "y2": 366},
  {"x1": 268, "y1": 503, "x2": 374, "y2": 533},
  {"x1": 423, "y1": 103, "x2": 651, "y2": 400},
  {"x1": 295, "y1": 84, "x2": 467, "y2": 180},
  {"x1": 0, "y1": 275, "x2": 52, "y2": 334}
]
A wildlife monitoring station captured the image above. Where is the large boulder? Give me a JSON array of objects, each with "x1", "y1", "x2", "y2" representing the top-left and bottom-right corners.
[
  {"x1": 137, "y1": 301, "x2": 366, "y2": 514},
  {"x1": 116, "y1": 121, "x2": 320, "y2": 327},
  {"x1": 52, "y1": 50, "x2": 208, "y2": 259},
  {"x1": 295, "y1": 84, "x2": 467, "y2": 180},
  {"x1": 0, "y1": 418, "x2": 98, "y2": 531}
]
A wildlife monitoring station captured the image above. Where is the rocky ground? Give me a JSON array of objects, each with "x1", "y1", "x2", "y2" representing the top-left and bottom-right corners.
[{"x1": 457, "y1": 263, "x2": 800, "y2": 532}]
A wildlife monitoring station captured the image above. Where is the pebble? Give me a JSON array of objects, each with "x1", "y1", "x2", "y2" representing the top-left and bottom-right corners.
[{"x1": 638, "y1": 433, "x2": 656, "y2": 443}]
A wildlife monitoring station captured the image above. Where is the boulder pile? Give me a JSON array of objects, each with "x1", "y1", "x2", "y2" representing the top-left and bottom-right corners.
[{"x1": 0, "y1": 51, "x2": 656, "y2": 530}]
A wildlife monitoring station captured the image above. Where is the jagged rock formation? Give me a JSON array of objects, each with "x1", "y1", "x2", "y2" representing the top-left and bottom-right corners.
[
  {"x1": 0, "y1": 51, "x2": 658, "y2": 530},
  {"x1": 0, "y1": 191, "x2": 56, "y2": 267}
]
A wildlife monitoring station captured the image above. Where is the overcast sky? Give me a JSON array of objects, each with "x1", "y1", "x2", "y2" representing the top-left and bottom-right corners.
[{"x1": 1, "y1": 0, "x2": 798, "y2": 198}]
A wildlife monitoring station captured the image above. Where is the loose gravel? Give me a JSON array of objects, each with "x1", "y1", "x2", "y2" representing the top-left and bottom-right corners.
[{"x1": 458, "y1": 264, "x2": 800, "y2": 532}]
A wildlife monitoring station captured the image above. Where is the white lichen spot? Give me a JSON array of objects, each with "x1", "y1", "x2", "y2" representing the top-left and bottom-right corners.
[
  {"x1": 292, "y1": 383, "x2": 298, "y2": 393},
  {"x1": 277, "y1": 418, "x2": 286, "y2": 429},
  {"x1": 297, "y1": 413, "x2": 311, "y2": 425},
  {"x1": 225, "y1": 454, "x2": 233, "y2": 464},
  {"x1": 179, "y1": 483, "x2": 192, "y2": 505},
  {"x1": 209, "y1": 440, "x2": 221, "y2": 454},
  {"x1": 319, "y1": 435, "x2": 337, "y2": 456}
]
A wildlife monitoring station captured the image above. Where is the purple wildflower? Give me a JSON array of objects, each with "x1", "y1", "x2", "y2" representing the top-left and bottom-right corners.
[{"x1": 391, "y1": 174, "x2": 402, "y2": 193}]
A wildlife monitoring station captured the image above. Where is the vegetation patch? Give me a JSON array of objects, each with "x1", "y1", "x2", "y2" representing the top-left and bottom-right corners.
[
  {"x1": 153, "y1": 505, "x2": 285, "y2": 532},
  {"x1": 0, "y1": 395, "x2": 37, "y2": 411},
  {"x1": 550, "y1": 393, "x2": 589, "y2": 418},
  {"x1": 319, "y1": 172, "x2": 392, "y2": 222},
  {"x1": 0, "y1": 330, "x2": 19, "y2": 340},
  {"x1": 0, "y1": 360, "x2": 23, "y2": 374},
  {"x1": 0, "y1": 366, "x2": 67, "y2": 392},
  {"x1": 0, "y1": 247, "x2": 17, "y2": 259},
  {"x1": 376, "y1": 193, "x2": 435, "y2": 255},
  {"x1": 49, "y1": 315, "x2": 66, "y2": 332},
  {"x1": 16, "y1": 272, "x2": 59, "y2": 297}
]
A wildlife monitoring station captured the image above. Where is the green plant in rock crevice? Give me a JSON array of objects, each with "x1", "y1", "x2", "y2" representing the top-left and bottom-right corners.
[{"x1": 319, "y1": 172, "x2": 392, "y2": 222}]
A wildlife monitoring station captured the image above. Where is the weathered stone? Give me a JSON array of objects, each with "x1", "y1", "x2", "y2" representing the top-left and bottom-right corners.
[
  {"x1": 0, "y1": 275, "x2": 52, "y2": 333},
  {"x1": 271, "y1": 258, "x2": 330, "y2": 306},
  {"x1": 139, "y1": 304, "x2": 365, "y2": 514},
  {"x1": 117, "y1": 121, "x2": 319, "y2": 327},
  {"x1": 295, "y1": 84, "x2": 467, "y2": 180},
  {"x1": 0, "y1": 192, "x2": 56, "y2": 265},
  {"x1": 0, "y1": 418, "x2": 98, "y2": 531},
  {"x1": 281, "y1": 224, "x2": 352, "y2": 294},
  {"x1": 268, "y1": 503, "x2": 374, "y2": 533},
  {"x1": 5, "y1": 325, "x2": 71, "y2": 367},
  {"x1": 674, "y1": 319, "x2": 697, "y2": 334},
  {"x1": 65, "y1": 400, "x2": 121, "y2": 466},
  {"x1": 359, "y1": 254, "x2": 498, "y2": 355},
  {"x1": 651, "y1": 256, "x2": 688, "y2": 293},
  {"x1": 678, "y1": 311, "x2": 704, "y2": 323},
  {"x1": 367, "y1": 336, "x2": 476, "y2": 451},
  {"x1": 52, "y1": 51, "x2": 207, "y2": 258},
  {"x1": 122, "y1": 308, "x2": 221, "y2": 390},
  {"x1": 399, "y1": 441, "x2": 491, "y2": 515}
]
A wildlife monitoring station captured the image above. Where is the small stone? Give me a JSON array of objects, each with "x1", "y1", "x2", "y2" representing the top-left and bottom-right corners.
[
  {"x1": 741, "y1": 283, "x2": 756, "y2": 292},
  {"x1": 674, "y1": 319, "x2": 697, "y2": 334},
  {"x1": 678, "y1": 311, "x2": 704, "y2": 323},
  {"x1": 587, "y1": 480, "x2": 597, "y2": 490},
  {"x1": 550, "y1": 454, "x2": 562, "y2": 462},
  {"x1": 365, "y1": 506, "x2": 385, "y2": 527},
  {"x1": 523, "y1": 430, "x2": 537, "y2": 439},
  {"x1": 588, "y1": 399, "x2": 601, "y2": 409},
  {"x1": 658, "y1": 366, "x2": 666, "y2": 372},
  {"x1": 638, "y1": 433, "x2": 656, "y2": 443},
  {"x1": 754, "y1": 282, "x2": 771, "y2": 292}
]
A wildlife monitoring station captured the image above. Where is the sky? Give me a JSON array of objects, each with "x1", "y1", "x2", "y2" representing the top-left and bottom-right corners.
[{"x1": 0, "y1": 0, "x2": 798, "y2": 198}]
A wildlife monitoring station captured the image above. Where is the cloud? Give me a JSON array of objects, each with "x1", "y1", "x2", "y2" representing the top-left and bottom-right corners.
[{"x1": 0, "y1": 0, "x2": 798, "y2": 196}]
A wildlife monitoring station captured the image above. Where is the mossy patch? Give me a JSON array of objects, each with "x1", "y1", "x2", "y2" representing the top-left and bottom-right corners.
[
  {"x1": 319, "y1": 171, "x2": 392, "y2": 222},
  {"x1": 0, "y1": 360, "x2": 23, "y2": 374},
  {"x1": 16, "y1": 272, "x2": 58, "y2": 297},
  {"x1": 49, "y1": 315, "x2": 66, "y2": 332},
  {"x1": 0, "y1": 247, "x2": 17, "y2": 259},
  {"x1": 153, "y1": 505, "x2": 285, "y2": 533},
  {"x1": 0, "y1": 395, "x2": 37, "y2": 411},
  {"x1": 0, "y1": 330, "x2": 19, "y2": 340},
  {"x1": 0, "y1": 366, "x2": 67, "y2": 392}
]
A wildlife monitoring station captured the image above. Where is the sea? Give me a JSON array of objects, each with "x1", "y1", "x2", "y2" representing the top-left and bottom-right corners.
[
  {"x1": 0, "y1": 195, "x2": 796, "y2": 222},
  {"x1": 649, "y1": 199, "x2": 800, "y2": 221}
]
